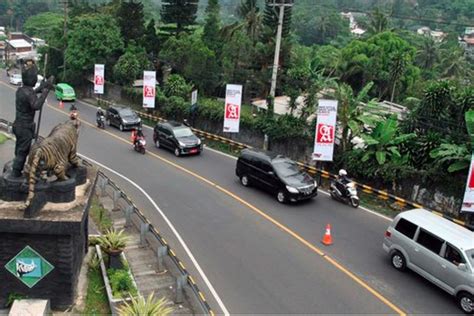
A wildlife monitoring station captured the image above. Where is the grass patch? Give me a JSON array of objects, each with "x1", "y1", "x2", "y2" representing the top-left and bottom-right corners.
[
  {"x1": 0, "y1": 133, "x2": 8, "y2": 145},
  {"x1": 90, "y1": 196, "x2": 113, "y2": 233},
  {"x1": 82, "y1": 264, "x2": 110, "y2": 315}
]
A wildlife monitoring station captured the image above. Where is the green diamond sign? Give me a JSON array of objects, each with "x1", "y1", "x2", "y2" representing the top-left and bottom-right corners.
[{"x1": 5, "y1": 246, "x2": 54, "y2": 288}]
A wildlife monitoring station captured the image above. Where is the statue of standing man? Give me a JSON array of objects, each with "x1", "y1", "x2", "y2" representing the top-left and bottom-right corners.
[{"x1": 11, "y1": 59, "x2": 54, "y2": 178}]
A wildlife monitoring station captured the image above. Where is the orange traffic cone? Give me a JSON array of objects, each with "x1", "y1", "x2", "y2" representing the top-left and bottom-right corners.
[
  {"x1": 322, "y1": 224, "x2": 333, "y2": 246},
  {"x1": 59, "y1": 100, "x2": 64, "y2": 109}
]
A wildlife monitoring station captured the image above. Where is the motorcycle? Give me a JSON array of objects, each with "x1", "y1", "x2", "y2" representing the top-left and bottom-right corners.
[
  {"x1": 329, "y1": 179, "x2": 360, "y2": 208},
  {"x1": 97, "y1": 115, "x2": 106, "y2": 129},
  {"x1": 133, "y1": 136, "x2": 146, "y2": 155}
]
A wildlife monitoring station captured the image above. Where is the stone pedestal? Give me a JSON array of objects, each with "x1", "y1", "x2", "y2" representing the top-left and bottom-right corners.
[{"x1": 0, "y1": 168, "x2": 97, "y2": 310}]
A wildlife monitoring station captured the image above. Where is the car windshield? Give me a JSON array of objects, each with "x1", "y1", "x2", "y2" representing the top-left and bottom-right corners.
[
  {"x1": 173, "y1": 127, "x2": 194, "y2": 138},
  {"x1": 272, "y1": 159, "x2": 301, "y2": 178},
  {"x1": 466, "y1": 249, "x2": 474, "y2": 267},
  {"x1": 64, "y1": 88, "x2": 74, "y2": 94},
  {"x1": 119, "y1": 109, "x2": 135, "y2": 117}
]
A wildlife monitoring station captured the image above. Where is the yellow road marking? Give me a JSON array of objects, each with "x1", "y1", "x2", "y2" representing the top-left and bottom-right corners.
[{"x1": 2, "y1": 85, "x2": 405, "y2": 315}]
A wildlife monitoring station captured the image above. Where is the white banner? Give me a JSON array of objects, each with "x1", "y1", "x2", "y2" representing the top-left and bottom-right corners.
[
  {"x1": 461, "y1": 154, "x2": 474, "y2": 213},
  {"x1": 312, "y1": 99, "x2": 338, "y2": 161},
  {"x1": 94, "y1": 64, "x2": 105, "y2": 94},
  {"x1": 223, "y1": 84, "x2": 242, "y2": 133},
  {"x1": 191, "y1": 89, "x2": 198, "y2": 105},
  {"x1": 143, "y1": 71, "x2": 156, "y2": 108}
]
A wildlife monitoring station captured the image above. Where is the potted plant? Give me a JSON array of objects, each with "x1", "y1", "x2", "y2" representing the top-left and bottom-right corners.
[
  {"x1": 98, "y1": 228, "x2": 128, "y2": 269},
  {"x1": 117, "y1": 292, "x2": 173, "y2": 316}
]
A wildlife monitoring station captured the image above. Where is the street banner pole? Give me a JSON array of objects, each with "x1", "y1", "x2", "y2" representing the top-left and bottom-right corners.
[
  {"x1": 223, "y1": 84, "x2": 242, "y2": 133},
  {"x1": 461, "y1": 110, "x2": 474, "y2": 214}
]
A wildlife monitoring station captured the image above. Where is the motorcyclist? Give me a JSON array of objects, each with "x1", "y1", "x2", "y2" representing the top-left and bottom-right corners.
[
  {"x1": 335, "y1": 169, "x2": 350, "y2": 196},
  {"x1": 131, "y1": 126, "x2": 144, "y2": 147},
  {"x1": 96, "y1": 107, "x2": 105, "y2": 126},
  {"x1": 69, "y1": 103, "x2": 78, "y2": 120}
]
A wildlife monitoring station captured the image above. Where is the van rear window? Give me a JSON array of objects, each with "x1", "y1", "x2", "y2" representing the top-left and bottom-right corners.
[{"x1": 394, "y1": 218, "x2": 417, "y2": 239}]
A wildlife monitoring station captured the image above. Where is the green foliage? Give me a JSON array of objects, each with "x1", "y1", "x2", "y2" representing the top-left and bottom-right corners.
[
  {"x1": 98, "y1": 229, "x2": 128, "y2": 253},
  {"x1": 66, "y1": 14, "x2": 124, "y2": 82},
  {"x1": 6, "y1": 293, "x2": 27, "y2": 308},
  {"x1": 430, "y1": 143, "x2": 471, "y2": 173},
  {"x1": 255, "y1": 114, "x2": 308, "y2": 141},
  {"x1": 116, "y1": 1, "x2": 144, "y2": 45},
  {"x1": 0, "y1": 133, "x2": 8, "y2": 145},
  {"x1": 163, "y1": 74, "x2": 192, "y2": 99},
  {"x1": 114, "y1": 44, "x2": 152, "y2": 85},
  {"x1": 360, "y1": 115, "x2": 416, "y2": 165},
  {"x1": 118, "y1": 292, "x2": 173, "y2": 316},
  {"x1": 108, "y1": 268, "x2": 136, "y2": 298},
  {"x1": 161, "y1": 0, "x2": 199, "y2": 35},
  {"x1": 203, "y1": 0, "x2": 222, "y2": 54},
  {"x1": 160, "y1": 34, "x2": 220, "y2": 95},
  {"x1": 89, "y1": 197, "x2": 113, "y2": 233},
  {"x1": 143, "y1": 19, "x2": 160, "y2": 55},
  {"x1": 83, "y1": 265, "x2": 110, "y2": 315},
  {"x1": 23, "y1": 12, "x2": 63, "y2": 38}
]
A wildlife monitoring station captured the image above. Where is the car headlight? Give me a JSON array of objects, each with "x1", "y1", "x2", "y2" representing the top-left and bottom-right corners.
[
  {"x1": 286, "y1": 185, "x2": 299, "y2": 194},
  {"x1": 137, "y1": 118, "x2": 141, "y2": 122},
  {"x1": 197, "y1": 138, "x2": 201, "y2": 145},
  {"x1": 178, "y1": 141, "x2": 186, "y2": 147},
  {"x1": 314, "y1": 180, "x2": 318, "y2": 188},
  {"x1": 122, "y1": 119, "x2": 128, "y2": 123}
]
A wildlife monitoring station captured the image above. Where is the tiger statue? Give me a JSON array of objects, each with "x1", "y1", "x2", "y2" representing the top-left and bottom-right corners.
[{"x1": 25, "y1": 120, "x2": 80, "y2": 208}]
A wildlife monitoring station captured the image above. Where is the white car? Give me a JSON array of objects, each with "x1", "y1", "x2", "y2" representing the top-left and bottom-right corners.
[{"x1": 9, "y1": 73, "x2": 22, "y2": 86}]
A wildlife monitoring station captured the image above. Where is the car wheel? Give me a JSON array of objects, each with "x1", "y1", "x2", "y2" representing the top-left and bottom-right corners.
[
  {"x1": 119, "y1": 123, "x2": 124, "y2": 131},
  {"x1": 391, "y1": 251, "x2": 407, "y2": 271},
  {"x1": 240, "y1": 175, "x2": 250, "y2": 187},
  {"x1": 277, "y1": 191, "x2": 286, "y2": 203},
  {"x1": 155, "y1": 139, "x2": 160, "y2": 148},
  {"x1": 458, "y1": 292, "x2": 474, "y2": 314},
  {"x1": 174, "y1": 147, "x2": 180, "y2": 157}
]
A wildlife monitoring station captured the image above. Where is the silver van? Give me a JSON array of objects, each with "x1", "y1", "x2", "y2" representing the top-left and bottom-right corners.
[{"x1": 383, "y1": 209, "x2": 474, "y2": 314}]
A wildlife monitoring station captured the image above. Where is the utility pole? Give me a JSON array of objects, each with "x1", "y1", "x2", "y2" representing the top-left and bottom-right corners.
[
  {"x1": 60, "y1": 0, "x2": 68, "y2": 81},
  {"x1": 264, "y1": 0, "x2": 294, "y2": 150}
]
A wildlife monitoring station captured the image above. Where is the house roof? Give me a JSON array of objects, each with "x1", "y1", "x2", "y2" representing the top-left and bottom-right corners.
[{"x1": 6, "y1": 39, "x2": 32, "y2": 49}]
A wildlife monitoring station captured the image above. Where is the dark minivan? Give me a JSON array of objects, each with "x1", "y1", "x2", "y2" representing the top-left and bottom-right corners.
[
  {"x1": 106, "y1": 106, "x2": 141, "y2": 131},
  {"x1": 153, "y1": 121, "x2": 202, "y2": 157},
  {"x1": 236, "y1": 149, "x2": 318, "y2": 203}
]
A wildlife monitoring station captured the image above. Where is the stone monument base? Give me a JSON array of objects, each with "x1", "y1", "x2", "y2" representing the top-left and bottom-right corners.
[{"x1": 0, "y1": 167, "x2": 97, "y2": 310}]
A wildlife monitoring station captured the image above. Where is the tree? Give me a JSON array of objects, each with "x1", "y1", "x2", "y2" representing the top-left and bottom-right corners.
[
  {"x1": 367, "y1": 7, "x2": 390, "y2": 35},
  {"x1": 360, "y1": 114, "x2": 416, "y2": 165},
  {"x1": 23, "y1": 12, "x2": 63, "y2": 38},
  {"x1": 143, "y1": 19, "x2": 160, "y2": 55},
  {"x1": 203, "y1": 0, "x2": 222, "y2": 53},
  {"x1": 430, "y1": 143, "x2": 470, "y2": 173},
  {"x1": 161, "y1": 0, "x2": 199, "y2": 35},
  {"x1": 65, "y1": 14, "x2": 124, "y2": 83},
  {"x1": 220, "y1": 0, "x2": 262, "y2": 44},
  {"x1": 116, "y1": 0, "x2": 144, "y2": 45},
  {"x1": 163, "y1": 74, "x2": 192, "y2": 98},
  {"x1": 160, "y1": 34, "x2": 220, "y2": 95},
  {"x1": 416, "y1": 37, "x2": 440, "y2": 70},
  {"x1": 389, "y1": 51, "x2": 409, "y2": 102},
  {"x1": 114, "y1": 44, "x2": 152, "y2": 86}
]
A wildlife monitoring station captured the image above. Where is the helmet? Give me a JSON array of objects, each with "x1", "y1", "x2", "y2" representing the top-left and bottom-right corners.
[
  {"x1": 98, "y1": 107, "x2": 102, "y2": 111},
  {"x1": 339, "y1": 169, "x2": 347, "y2": 177}
]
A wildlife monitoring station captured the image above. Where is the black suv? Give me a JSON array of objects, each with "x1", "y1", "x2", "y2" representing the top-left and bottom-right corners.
[
  {"x1": 106, "y1": 106, "x2": 141, "y2": 131},
  {"x1": 236, "y1": 149, "x2": 318, "y2": 203},
  {"x1": 153, "y1": 121, "x2": 203, "y2": 156}
]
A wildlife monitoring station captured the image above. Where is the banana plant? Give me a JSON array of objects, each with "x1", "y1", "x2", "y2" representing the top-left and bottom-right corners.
[
  {"x1": 429, "y1": 143, "x2": 471, "y2": 173},
  {"x1": 360, "y1": 114, "x2": 416, "y2": 165}
]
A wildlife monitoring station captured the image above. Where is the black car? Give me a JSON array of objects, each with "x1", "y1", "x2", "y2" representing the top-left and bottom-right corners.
[
  {"x1": 153, "y1": 121, "x2": 203, "y2": 157},
  {"x1": 106, "y1": 106, "x2": 141, "y2": 131},
  {"x1": 236, "y1": 148, "x2": 318, "y2": 203}
]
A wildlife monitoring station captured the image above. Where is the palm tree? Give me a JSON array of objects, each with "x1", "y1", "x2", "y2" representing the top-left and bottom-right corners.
[
  {"x1": 367, "y1": 8, "x2": 390, "y2": 35},
  {"x1": 221, "y1": 0, "x2": 262, "y2": 43},
  {"x1": 439, "y1": 49, "x2": 473, "y2": 80},
  {"x1": 416, "y1": 37, "x2": 440, "y2": 69},
  {"x1": 389, "y1": 52, "x2": 408, "y2": 102}
]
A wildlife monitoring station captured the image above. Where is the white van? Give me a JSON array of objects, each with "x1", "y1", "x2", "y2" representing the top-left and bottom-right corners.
[{"x1": 383, "y1": 209, "x2": 474, "y2": 314}]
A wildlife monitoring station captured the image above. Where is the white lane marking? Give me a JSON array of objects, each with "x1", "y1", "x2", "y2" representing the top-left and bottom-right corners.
[
  {"x1": 79, "y1": 153, "x2": 230, "y2": 315},
  {"x1": 77, "y1": 98, "x2": 392, "y2": 223}
]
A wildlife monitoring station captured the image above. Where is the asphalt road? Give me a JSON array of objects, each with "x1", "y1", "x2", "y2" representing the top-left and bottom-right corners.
[{"x1": 0, "y1": 75, "x2": 462, "y2": 315}]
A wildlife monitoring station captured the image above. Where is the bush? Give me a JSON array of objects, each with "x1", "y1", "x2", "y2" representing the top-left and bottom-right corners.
[{"x1": 108, "y1": 268, "x2": 136, "y2": 298}]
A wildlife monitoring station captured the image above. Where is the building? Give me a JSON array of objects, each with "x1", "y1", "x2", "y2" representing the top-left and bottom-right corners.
[
  {"x1": 416, "y1": 27, "x2": 447, "y2": 42},
  {"x1": 460, "y1": 27, "x2": 474, "y2": 59}
]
